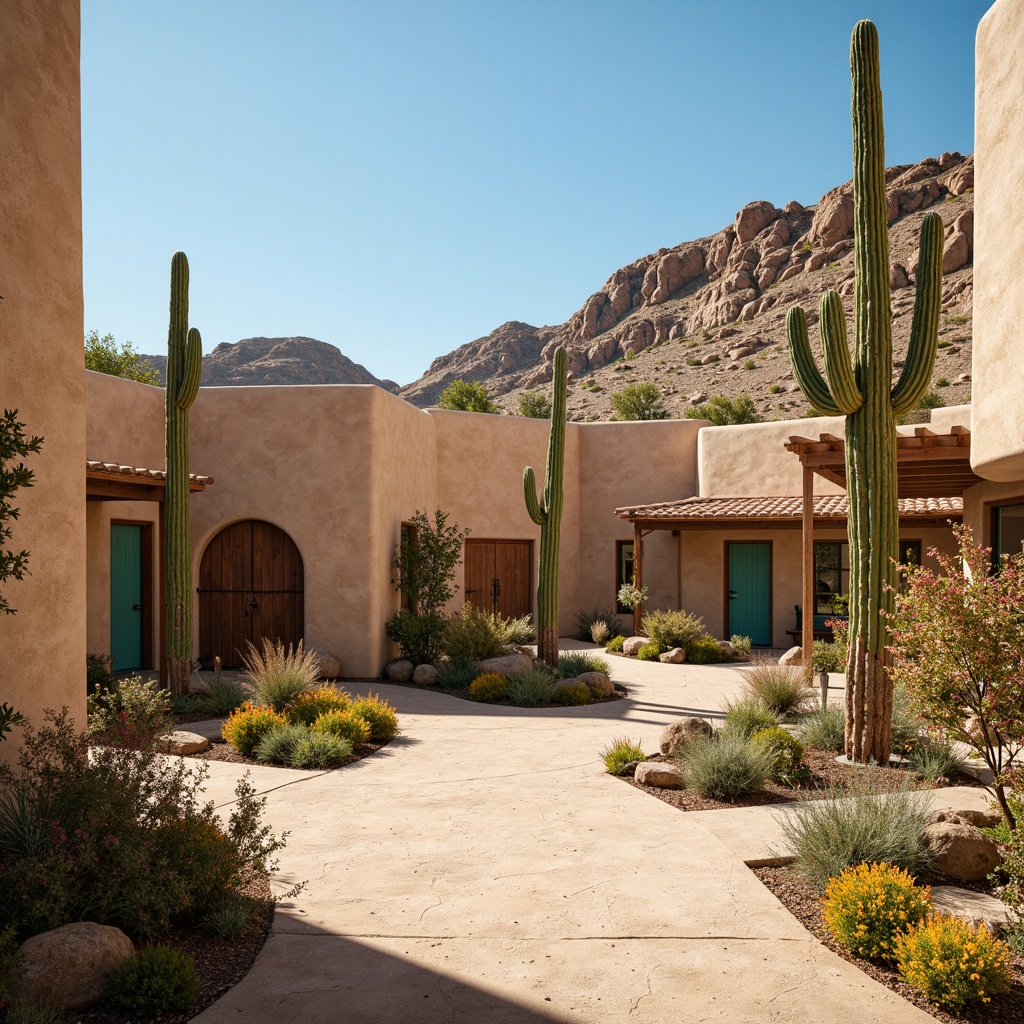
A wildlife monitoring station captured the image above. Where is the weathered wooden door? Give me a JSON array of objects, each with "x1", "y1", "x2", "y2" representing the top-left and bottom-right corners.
[
  {"x1": 198, "y1": 520, "x2": 304, "y2": 668},
  {"x1": 464, "y1": 540, "x2": 532, "y2": 619}
]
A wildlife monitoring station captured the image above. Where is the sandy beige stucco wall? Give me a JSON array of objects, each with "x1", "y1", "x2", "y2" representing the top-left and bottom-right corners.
[
  {"x1": 972, "y1": 0, "x2": 1024, "y2": 479},
  {"x1": 0, "y1": 0, "x2": 85, "y2": 750}
]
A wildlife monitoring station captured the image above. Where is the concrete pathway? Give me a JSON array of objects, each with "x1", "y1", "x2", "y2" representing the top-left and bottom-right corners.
[{"x1": 190, "y1": 648, "x2": 986, "y2": 1024}]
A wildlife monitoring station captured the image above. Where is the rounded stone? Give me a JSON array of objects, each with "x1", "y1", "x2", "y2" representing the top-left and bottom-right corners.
[
  {"x1": 387, "y1": 659, "x2": 414, "y2": 683},
  {"x1": 412, "y1": 663, "x2": 440, "y2": 686}
]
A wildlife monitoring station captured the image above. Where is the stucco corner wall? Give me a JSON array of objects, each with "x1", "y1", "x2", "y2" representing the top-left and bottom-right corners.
[
  {"x1": 85, "y1": 370, "x2": 166, "y2": 468},
  {"x1": 972, "y1": 0, "x2": 1024, "y2": 480},
  {"x1": 0, "y1": 0, "x2": 85, "y2": 754}
]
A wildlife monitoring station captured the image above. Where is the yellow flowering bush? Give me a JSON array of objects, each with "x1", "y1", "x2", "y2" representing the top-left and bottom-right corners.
[
  {"x1": 221, "y1": 702, "x2": 287, "y2": 756},
  {"x1": 311, "y1": 709, "x2": 371, "y2": 748},
  {"x1": 468, "y1": 673, "x2": 508, "y2": 702},
  {"x1": 349, "y1": 693, "x2": 399, "y2": 741},
  {"x1": 822, "y1": 862, "x2": 931, "y2": 960},
  {"x1": 556, "y1": 683, "x2": 592, "y2": 706},
  {"x1": 287, "y1": 685, "x2": 352, "y2": 726},
  {"x1": 895, "y1": 915, "x2": 1011, "y2": 1010}
]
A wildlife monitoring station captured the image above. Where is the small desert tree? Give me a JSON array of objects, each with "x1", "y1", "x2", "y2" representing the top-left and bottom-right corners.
[
  {"x1": 1, "y1": 409, "x2": 43, "y2": 617},
  {"x1": 888, "y1": 525, "x2": 1024, "y2": 829},
  {"x1": 517, "y1": 390, "x2": 551, "y2": 419},
  {"x1": 85, "y1": 330, "x2": 160, "y2": 385},
  {"x1": 684, "y1": 394, "x2": 763, "y2": 426},
  {"x1": 609, "y1": 382, "x2": 668, "y2": 421},
  {"x1": 437, "y1": 379, "x2": 499, "y2": 414}
]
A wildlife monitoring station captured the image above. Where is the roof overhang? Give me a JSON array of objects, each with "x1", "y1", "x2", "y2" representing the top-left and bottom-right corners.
[{"x1": 86, "y1": 461, "x2": 214, "y2": 502}]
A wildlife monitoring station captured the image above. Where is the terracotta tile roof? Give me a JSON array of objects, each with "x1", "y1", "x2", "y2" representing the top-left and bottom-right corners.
[
  {"x1": 615, "y1": 494, "x2": 962, "y2": 522},
  {"x1": 86, "y1": 461, "x2": 214, "y2": 486}
]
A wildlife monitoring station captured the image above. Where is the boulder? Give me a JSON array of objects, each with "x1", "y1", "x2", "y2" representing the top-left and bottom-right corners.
[
  {"x1": 717, "y1": 640, "x2": 736, "y2": 657},
  {"x1": 921, "y1": 821, "x2": 1002, "y2": 881},
  {"x1": 622, "y1": 636, "x2": 651, "y2": 657},
  {"x1": 947, "y1": 161, "x2": 974, "y2": 196},
  {"x1": 935, "y1": 808, "x2": 1002, "y2": 830},
  {"x1": 476, "y1": 653, "x2": 533, "y2": 677},
  {"x1": 659, "y1": 717, "x2": 713, "y2": 756},
  {"x1": 890, "y1": 263, "x2": 909, "y2": 290},
  {"x1": 577, "y1": 671, "x2": 614, "y2": 696},
  {"x1": 14, "y1": 922, "x2": 134, "y2": 1009},
  {"x1": 659, "y1": 647, "x2": 686, "y2": 664},
  {"x1": 412, "y1": 663, "x2": 440, "y2": 686},
  {"x1": 634, "y1": 762, "x2": 683, "y2": 789},
  {"x1": 155, "y1": 730, "x2": 209, "y2": 755},
  {"x1": 779, "y1": 646, "x2": 803, "y2": 667},
  {"x1": 809, "y1": 189, "x2": 854, "y2": 249},
  {"x1": 734, "y1": 201, "x2": 779, "y2": 245},
  {"x1": 942, "y1": 231, "x2": 970, "y2": 275},
  {"x1": 387, "y1": 659, "x2": 414, "y2": 683},
  {"x1": 931, "y1": 886, "x2": 1013, "y2": 935},
  {"x1": 317, "y1": 653, "x2": 342, "y2": 679}
]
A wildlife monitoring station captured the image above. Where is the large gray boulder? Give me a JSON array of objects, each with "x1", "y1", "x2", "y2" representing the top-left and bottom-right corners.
[
  {"x1": 634, "y1": 762, "x2": 683, "y2": 789},
  {"x1": 386, "y1": 659, "x2": 414, "y2": 683},
  {"x1": 476, "y1": 653, "x2": 533, "y2": 677},
  {"x1": 659, "y1": 717, "x2": 713, "y2": 756},
  {"x1": 14, "y1": 922, "x2": 134, "y2": 1009},
  {"x1": 155, "y1": 730, "x2": 209, "y2": 755},
  {"x1": 622, "y1": 636, "x2": 650, "y2": 657},
  {"x1": 930, "y1": 886, "x2": 1013, "y2": 935},
  {"x1": 412, "y1": 663, "x2": 440, "y2": 686},
  {"x1": 577, "y1": 671, "x2": 613, "y2": 696},
  {"x1": 922, "y1": 820, "x2": 1002, "y2": 881},
  {"x1": 659, "y1": 647, "x2": 686, "y2": 664}
]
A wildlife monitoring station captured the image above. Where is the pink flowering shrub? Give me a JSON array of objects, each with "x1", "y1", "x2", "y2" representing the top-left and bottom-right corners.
[{"x1": 887, "y1": 525, "x2": 1024, "y2": 828}]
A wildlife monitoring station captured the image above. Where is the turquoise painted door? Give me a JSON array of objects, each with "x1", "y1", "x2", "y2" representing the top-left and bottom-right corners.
[
  {"x1": 110, "y1": 524, "x2": 143, "y2": 671},
  {"x1": 727, "y1": 542, "x2": 771, "y2": 646}
]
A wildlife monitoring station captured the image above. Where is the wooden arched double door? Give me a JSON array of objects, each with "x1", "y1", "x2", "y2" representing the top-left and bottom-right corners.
[{"x1": 198, "y1": 520, "x2": 304, "y2": 669}]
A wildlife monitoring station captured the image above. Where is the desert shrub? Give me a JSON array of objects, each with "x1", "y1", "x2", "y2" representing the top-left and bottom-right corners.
[
  {"x1": 311, "y1": 710, "x2": 371, "y2": 747},
  {"x1": 557, "y1": 683, "x2": 592, "y2": 706},
  {"x1": 287, "y1": 731, "x2": 351, "y2": 770},
  {"x1": 203, "y1": 895, "x2": 258, "y2": 939},
  {"x1": 983, "y1": 792, "x2": 1024, "y2": 916},
  {"x1": 686, "y1": 635, "x2": 729, "y2": 664},
  {"x1": 112, "y1": 945, "x2": 199, "y2": 1017},
  {"x1": 442, "y1": 604, "x2": 512, "y2": 661},
  {"x1": 749, "y1": 726, "x2": 805, "y2": 783},
  {"x1": 890, "y1": 681, "x2": 926, "y2": 756},
  {"x1": 798, "y1": 705, "x2": 845, "y2": 752},
  {"x1": 684, "y1": 394, "x2": 762, "y2": 425},
  {"x1": 0, "y1": 924, "x2": 20, "y2": 1011},
  {"x1": 590, "y1": 621, "x2": 610, "y2": 646},
  {"x1": 895, "y1": 916, "x2": 1011, "y2": 1010},
  {"x1": 723, "y1": 697, "x2": 778, "y2": 739},
  {"x1": 600, "y1": 737, "x2": 646, "y2": 774},
  {"x1": 3, "y1": 1002, "x2": 69, "y2": 1024},
  {"x1": 468, "y1": 673, "x2": 508, "y2": 702},
  {"x1": 610, "y1": 382, "x2": 668, "y2": 421},
  {"x1": 242, "y1": 638, "x2": 320, "y2": 712},
  {"x1": 822, "y1": 863, "x2": 931, "y2": 960},
  {"x1": 86, "y1": 652, "x2": 115, "y2": 694},
  {"x1": 505, "y1": 668, "x2": 557, "y2": 707},
  {"x1": 87, "y1": 674, "x2": 171, "y2": 750},
  {"x1": 556, "y1": 652, "x2": 610, "y2": 677},
  {"x1": 254, "y1": 723, "x2": 309, "y2": 765},
  {"x1": 812, "y1": 639, "x2": 846, "y2": 674},
  {"x1": 681, "y1": 732, "x2": 770, "y2": 801},
  {"x1": 221, "y1": 703, "x2": 287, "y2": 757},
  {"x1": 574, "y1": 607, "x2": 621, "y2": 642},
  {"x1": 195, "y1": 673, "x2": 248, "y2": 717},
  {"x1": 740, "y1": 662, "x2": 815, "y2": 718},
  {"x1": 637, "y1": 643, "x2": 661, "y2": 662},
  {"x1": 385, "y1": 608, "x2": 446, "y2": 666},
  {"x1": 501, "y1": 615, "x2": 535, "y2": 647},
  {"x1": 730, "y1": 634, "x2": 752, "y2": 657},
  {"x1": 778, "y1": 779, "x2": 935, "y2": 892},
  {"x1": 605, "y1": 635, "x2": 625, "y2": 653},
  {"x1": 286, "y1": 685, "x2": 351, "y2": 727},
  {"x1": 641, "y1": 608, "x2": 705, "y2": 652},
  {"x1": 910, "y1": 734, "x2": 964, "y2": 784},
  {"x1": 435, "y1": 657, "x2": 477, "y2": 689},
  {"x1": 349, "y1": 693, "x2": 399, "y2": 741}
]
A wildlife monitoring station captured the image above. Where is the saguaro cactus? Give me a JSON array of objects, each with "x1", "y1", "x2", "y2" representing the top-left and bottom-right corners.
[
  {"x1": 164, "y1": 251, "x2": 203, "y2": 697},
  {"x1": 523, "y1": 346, "x2": 567, "y2": 667},
  {"x1": 788, "y1": 21, "x2": 942, "y2": 763}
]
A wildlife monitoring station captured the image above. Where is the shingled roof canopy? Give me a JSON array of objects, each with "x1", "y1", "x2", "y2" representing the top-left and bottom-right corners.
[{"x1": 86, "y1": 461, "x2": 214, "y2": 501}]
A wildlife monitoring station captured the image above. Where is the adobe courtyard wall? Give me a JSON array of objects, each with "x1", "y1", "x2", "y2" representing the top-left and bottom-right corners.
[
  {"x1": 0, "y1": 0, "x2": 86, "y2": 753},
  {"x1": 972, "y1": 0, "x2": 1024, "y2": 480}
]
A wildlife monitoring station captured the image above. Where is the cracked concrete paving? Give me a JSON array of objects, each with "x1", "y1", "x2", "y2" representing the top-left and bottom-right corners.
[{"x1": 190, "y1": 647, "x2": 982, "y2": 1023}]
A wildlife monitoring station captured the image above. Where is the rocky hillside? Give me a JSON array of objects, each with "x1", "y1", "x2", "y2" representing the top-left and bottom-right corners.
[
  {"x1": 400, "y1": 153, "x2": 975, "y2": 421},
  {"x1": 143, "y1": 336, "x2": 399, "y2": 392}
]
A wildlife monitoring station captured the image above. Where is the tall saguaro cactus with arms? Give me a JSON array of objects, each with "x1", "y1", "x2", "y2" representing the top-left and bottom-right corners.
[
  {"x1": 787, "y1": 21, "x2": 942, "y2": 763},
  {"x1": 164, "y1": 251, "x2": 203, "y2": 697},
  {"x1": 523, "y1": 346, "x2": 567, "y2": 667}
]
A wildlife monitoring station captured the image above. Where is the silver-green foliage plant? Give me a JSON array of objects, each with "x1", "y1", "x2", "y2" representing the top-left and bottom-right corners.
[
  {"x1": 723, "y1": 697, "x2": 779, "y2": 739},
  {"x1": 681, "y1": 732, "x2": 771, "y2": 801},
  {"x1": 787, "y1": 22, "x2": 942, "y2": 763},
  {"x1": 556, "y1": 652, "x2": 610, "y2": 678},
  {"x1": 798, "y1": 705, "x2": 846, "y2": 752},
  {"x1": 739, "y1": 662, "x2": 815, "y2": 717},
  {"x1": 505, "y1": 667, "x2": 557, "y2": 707},
  {"x1": 242, "y1": 638, "x2": 320, "y2": 712},
  {"x1": 641, "y1": 608, "x2": 706, "y2": 652}
]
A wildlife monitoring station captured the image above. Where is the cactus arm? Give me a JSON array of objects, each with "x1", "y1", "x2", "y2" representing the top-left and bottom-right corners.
[
  {"x1": 891, "y1": 212, "x2": 944, "y2": 415},
  {"x1": 819, "y1": 291, "x2": 864, "y2": 415},
  {"x1": 177, "y1": 327, "x2": 203, "y2": 409},
  {"x1": 787, "y1": 306, "x2": 842, "y2": 415},
  {"x1": 523, "y1": 467, "x2": 546, "y2": 525}
]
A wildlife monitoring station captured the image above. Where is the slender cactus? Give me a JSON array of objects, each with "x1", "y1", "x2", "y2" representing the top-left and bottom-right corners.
[
  {"x1": 164, "y1": 251, "x2": 203, "y2": 697},
  {"x1": 523, "y1": 347, "x2": 567, "y2": 667},
  {"x1": 787, "y1": 21, "x2": 942, "y2": 763}
]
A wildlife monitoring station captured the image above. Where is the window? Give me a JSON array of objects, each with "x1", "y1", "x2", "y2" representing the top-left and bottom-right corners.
[
  {"x1": 813, "y1": 542, "x2": 848, "y2": 614},
  {"x1": 993, "y1": 503, "x2": 1024, "y2": 567},
  {"x1": 615, "y1": 541, "x2": 634, "y2": 614},
  {"x1": 398, "y1": 522, "x2": 417, "y2": 612}
]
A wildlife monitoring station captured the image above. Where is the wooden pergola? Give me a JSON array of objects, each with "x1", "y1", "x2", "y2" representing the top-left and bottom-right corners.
[
  {"x1": 615, "y1": 425, "x2": 980, "y2": 650},
  {"x1": 86, "y1": 461, "x2": 213, "y2": 679}
]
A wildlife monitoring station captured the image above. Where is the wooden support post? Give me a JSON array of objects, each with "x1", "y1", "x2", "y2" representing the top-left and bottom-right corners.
[
  {"x1": 633, "y1": 522, "x2": 644, "y2": 636},
  {"x1": 802, "y1": 464, "x2": 815, "y2": 665},
  {"x1": 159, "y1": 498, "x2": 168, "y2": 686}
]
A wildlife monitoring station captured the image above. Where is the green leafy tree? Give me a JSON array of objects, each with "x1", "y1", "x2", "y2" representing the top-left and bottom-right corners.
[
  {"x1": 84, "y1": 330, "x2": 161, "y2": 385},
  {"x1": 1, "y1": 409, "x2": 43, "y2": 616},
  {"x1": 684, "y1": 394, "x2": 763, "y2": 426},
  {"x1": 437, "y1": 379, "x2": 499, "y2": 414},
  {"x1": 517, "y1": 390, "x2": 552, "y2": 419},
  {"x1": 609, "y1": 382, "x2": 668, "y2": 421}
]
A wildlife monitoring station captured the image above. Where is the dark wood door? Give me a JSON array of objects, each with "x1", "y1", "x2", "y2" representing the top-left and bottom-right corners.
[
  {"x1": 464, "y1": 540, "x2": 532, "y2": 619},
  {"x1": 198, "y1": 520, "x2": 304, "y2": 668}
]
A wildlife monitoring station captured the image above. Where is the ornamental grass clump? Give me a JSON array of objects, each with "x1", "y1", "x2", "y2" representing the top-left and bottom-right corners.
[
  {"x1": 894, "y1": 915, "x2": 1011, "y2": 1010},
  {"x1": 740, "y1": 662, "x2": 815, "y2": 718},
  {"x1": 311, "y1": 710, "x2": 371, "y2": 747},
  {"x1": 196, "y1": 673, "x2": 248, "y2": 717},
  {"x1": 574, "y1": 606, "x2": 620, "y2": 642},
  {"x1": 112, "y1": 945, "x2": 199, "y2": 1018},
  {"x1": 641, "y1": 608, "x2": 705, "y2": 652},
  {"x1": 822, "y1": 862, "x2": 931, "y2": 960},
  {"x1": 600, "y1": 737, "x2": 646, "y2": 775},
  {"x1": 287, "y1": 731, "x2": 351, "y2": 770},
  {"x1": 910, "y1": 734, "x2": 964, "y2": 784},
  {"x1": 287, "y1": 685, "x2": 352, "y2": 726},
  {"x1": 436, "y1": 657, "x2": 477, "y2": 690},
  {"x1": 221, "y1": 703, "x2": 287, "y2": 757},
  {"x1": 778, "y1": 778, "x2": 934, "y2": 892},
  {"x1": 468, "y1": 673, "x2": 508, "y2": 702},
  {"x1": 242, "y1": 638, "x2": 320, "y2": 712},
  {"x1": 349, "y1": 693, "x2": 399, "y2": 741},
  {"x1": 723, "y1": 697, "x2": 779, "y2": 739},
  {"x1": 797, "y1": 705, "x2": 845, "y2": 752},
  {"x1": 254, "y1": 723, "x2": 308, "y2": 765},
  {"x1": 505, "y1": 668, "x2": 557, "y2": 707},
  {"x1": 556, "y1": 652, "x2": 610, "y2": 677},
  {"x1": 681, "y1": 732, "x2": 770, "y2": 801}
]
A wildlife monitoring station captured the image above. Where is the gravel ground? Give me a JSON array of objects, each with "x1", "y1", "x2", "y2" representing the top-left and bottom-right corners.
[
  {"x1": 755, "y1": 865, "x2": 1024, "y2": 1024},
  {"x1": 194, "y1": 737, "x2": 391, "y2": 768}
]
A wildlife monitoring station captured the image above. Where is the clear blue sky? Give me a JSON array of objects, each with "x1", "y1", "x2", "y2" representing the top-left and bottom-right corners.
[{"x1": 82, "y1": 0, "x2": 990, "y2": 385}]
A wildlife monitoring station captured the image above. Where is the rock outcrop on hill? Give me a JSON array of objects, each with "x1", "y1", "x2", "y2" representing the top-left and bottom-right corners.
[{"x1": 400, "y1": 152, "x2": 974, "y2": 420}]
